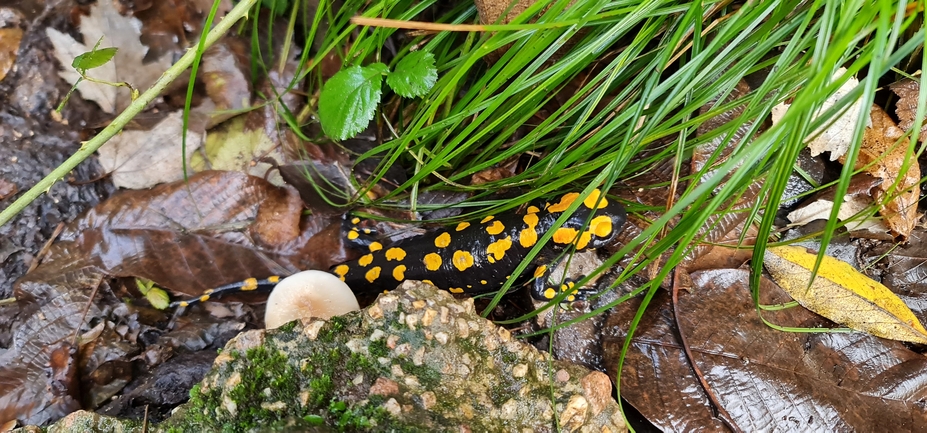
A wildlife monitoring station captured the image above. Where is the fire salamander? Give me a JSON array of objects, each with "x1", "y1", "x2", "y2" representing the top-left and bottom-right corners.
[{"x1": 172, "y1": 189, "x2": 626, "y2": 307}]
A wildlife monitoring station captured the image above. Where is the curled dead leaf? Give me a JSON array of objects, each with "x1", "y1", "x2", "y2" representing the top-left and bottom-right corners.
[
  {"x1": 842, "y1": 105, "x2": 920, "y2": 240},
  {"x1": 764, "y1": 245, "x2": 927, "y2": 344}
]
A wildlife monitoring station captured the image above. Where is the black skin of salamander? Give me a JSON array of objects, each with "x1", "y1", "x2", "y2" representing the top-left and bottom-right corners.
[
  {"x1": 170, "y1": 192, "x2": 626, "y2": 308},
  {"x1": 332, "y1": 193, "x2": 627, "y2": 301}
]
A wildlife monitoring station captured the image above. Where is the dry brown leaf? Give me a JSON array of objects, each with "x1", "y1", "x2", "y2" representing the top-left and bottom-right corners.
[
  {"x1": 45, "y1": 0, "x2": 172, "y2": 113},
  {"x1": 97, "y1": 111, "x2": 203, "y2": 189},
  {"x1": 889, "y1": 78, "x2": 927, "y2": 139},
  {"x1": 771, "y1": 68, "x2": 868, "y2": 161},
  {"x1": 764, "y1": 245, "x2": 927, "y2": 344},
  {"x1": 842, "y1": 105, "x2": 920, "y2": 239},
  {"x1": 0, "y1": 27, "x2": 22, "y2": 82}
]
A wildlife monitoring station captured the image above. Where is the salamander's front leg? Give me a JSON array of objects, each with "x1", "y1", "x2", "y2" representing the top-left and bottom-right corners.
[{"x1": 529, "y1": 264, "x2": 586, "y2": 303}]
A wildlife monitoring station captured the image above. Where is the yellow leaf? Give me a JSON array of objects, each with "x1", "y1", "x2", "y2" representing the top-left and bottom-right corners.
[{"x1": 764, "y1": 245, "x2": 927, "y2": 344}]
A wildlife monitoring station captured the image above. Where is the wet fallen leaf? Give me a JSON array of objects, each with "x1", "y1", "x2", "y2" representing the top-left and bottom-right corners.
[
  {"x1": 771, "y1": 67, "x2": 868, "y2": 161},
  {"x1": 765, "y1": 245, "x2": 927, "y2": 344},
  {"x1": 889, "y1": 78, "x2": 927, "y2": 139},
  {"x1": 45, "y1": 0, "x2": 172, "y2": 113},
  {"x1": 0, "y1": 171, "x2": 345, "y2": 426},
  {"x1": 786, "y1": 173, "x2": 886, "y2": 235},
  {"x1": 676, "y1": 269, "x2": 927, "y2": 431},
  {"x1": 865, "y1": 229, "x2": 927, "y2": 298},
  {"x1": 97, "y1": 111, "x2": 203, "y2": 189},
  {"x1": 191, "y1": 113, "x2": 285, "y2": 186},
  {"x1": 0, "y1": 27, "x2": 22, "y2": 82},
  {"x1": 844, "y1": 105, "x2": 920, "y2": 239}
]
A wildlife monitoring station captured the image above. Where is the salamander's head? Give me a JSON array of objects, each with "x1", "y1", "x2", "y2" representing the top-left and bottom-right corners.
[{"x1": 545, "y1": 189, "x2": 627, "y2": 250}]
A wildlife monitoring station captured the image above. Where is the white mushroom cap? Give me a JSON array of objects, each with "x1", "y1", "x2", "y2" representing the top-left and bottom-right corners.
[{"x1": 264, "y1": 270, "x2": 359, "y2": 329}]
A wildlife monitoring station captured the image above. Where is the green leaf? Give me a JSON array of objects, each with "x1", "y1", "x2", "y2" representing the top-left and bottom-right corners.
[
  {"x1": 386, "y1": 50, "x2": 438, "y2": 98},
  {"x1": 318, "y1": 63, "x2": 389, "y2": 140},
  {"x1": 146, "y1": 287, "x2": 170, "y2": 310},
  {"x1": 72, "y1": 47, "x2": 118, "y2": 71}
]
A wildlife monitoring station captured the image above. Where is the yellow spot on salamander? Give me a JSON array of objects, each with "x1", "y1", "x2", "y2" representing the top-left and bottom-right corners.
[
  {"x1": 480, "y1": 280, "x2": 488, "y2": 285},
  {"x1": 534, "y1": 265, "x2": 548, "y2": 278},
  {"x1": 456, "y1": 222, "x2": 470, "y2": 231},
  {"x1": 481, "y1": 215, "x2": 494, "y2": 223},
  {"x1": 242, "y1": 278, "x2": 258, "y2": 291},
  {"x1": 576, "y1": 231, "x2": 592, "y2": 249},
  {"x1": 369, "y1": 242, "x2": 383, "y2": 252},
  {"x1": 519, "y1": 227, "x2": 538, "y2": 248},
  {"x1": 486, "y1": 236, "x2": 512, "y2": 262},
  {"x1": 351, "y1": 217, "x2": 361, "y2": 224},
  {"x1": 385, "y1": 248, "x2": 406, "y2": 261},
  {"x1": 520, "y1": 213, "x2": 540, "y2": 248},
  {"x1": 422, "y1": 280, "x2": 434, "y2": 286},
  {"x1": 362, "y1": 228, "x2": 372, "y2": 234},
  {"x1": 582, "y1": 188, "x2": 608, "y2": 209},
  {"x1": 365, "y1": 267, "x2": 381, "y2": 283},
  {"x1": 359, "y1": 254, "x2": 374, "y2": 267},
  {"x1": 198, "y1": 295, "x2": 211, "y2": 303},
  {"x1": 485, "y1": 220, "x2": 505, "y2": 235},
  {"x1": 523, "y1": 213, "x2": 539, "y2": 227},
  {"x1": 590, "y1": 215, "x2": 613, "y2": 237},
  {"x1": 347, "y1": 230, "x2": 359, "y2": 240},
  {"x1": 203, "y1": 289, "x2": 214, "y2": 295},
  {"x1": 393, "y1": 265, "x2": 406, "y2": 281},
  {"x1": 452, "y1": 250, "x2": 474, "y2": 271},
  {"x1": 527, "y1": 205, "x2": 540, "y2": 214},
  {"x1": 424, "y1": 253, "x2": 442, "y2": 271},
  {"x1": 543, "y1": 288, "x2": 557, "y2": 299},
  {"x1": 334, "y1": 264, "x2": 349, "y2": 276},
  {"x1": 547, "y1": 192, "x2": 580, "y2": 213},
  {"x1": 435, "y1": 232, "x2": 451, "y2": 248},
  {"x1": 268, "y1": 276, "x2": 281, "y2": 283},
  {"x1": 449, "y1": 287, "x2": 465, "y2": 294},
  {"x1": 553, "y1": 227, "x2": 579, "y2": 244}
]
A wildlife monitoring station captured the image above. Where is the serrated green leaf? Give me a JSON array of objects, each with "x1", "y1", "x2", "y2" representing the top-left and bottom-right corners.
[
  {"x1": 318, "y1": 63, "x2": 389, "y2": 140},
  {"x1": 386, "y1": 50, "x2": 437, "y2": 98},
  {"x1": 72, "y1": 47, "x2": 118, "y2": 71},
  {"x1": 146, "y1": 287, "x2": 170, "y2": 310}
]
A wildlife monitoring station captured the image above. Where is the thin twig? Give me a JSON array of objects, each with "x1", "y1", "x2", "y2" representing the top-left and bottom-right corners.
[
  {"x1": 351, "y1": 17, "x2": 487, "y2": 32},
  {"x1": 0, "y1": 0, "x2": 259, "y2": 228}
]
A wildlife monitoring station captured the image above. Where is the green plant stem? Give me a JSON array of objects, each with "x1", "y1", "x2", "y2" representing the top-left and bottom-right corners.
[{"x1": 0, "y1": 0, "x2": 259, "y2": 228}]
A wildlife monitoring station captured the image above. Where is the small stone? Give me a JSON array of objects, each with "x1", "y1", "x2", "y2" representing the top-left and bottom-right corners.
[
  {"x1": 440, "y1": 306, "x2": 450, "y2": 323},
  {"x1": 457, "y1": 318, "x2": 470, "y2": 338},
  {"x1": 303, "y1": 320, "x2": 326, "y2": 340},
  {"x1": 559, "y1": 395, "x2": 588, "y2": 432},
  {"x1": 434, "y1": 332, "x2": 449, "y2": 344},
  {"x1": 383, "y1": 398, "x2": 401, "y2": 416},
  {"x1": 403, "y1": 376, "x2": 420, "y2": 387},
  {"x1": 512, "y1": 364, "x2": 528, "y2": 378},
  {"x1": 260, "y1": 401, "x2": 286, "y2": 411},
  {"x1": 500, "y1": 399, "x2": 519, "y2": 419},
  {"x1": 352, "y1": 373, "x2": 364, "y2": 385},
  {"x1": 555, "y1": 369, "x2": 571, "y2": 383},
  {"x1": 369, "y1": 377, "x2": 400, "y2": 397},
  {"x1": 581, "y1": 371, "x2": 614, "y2": 415},
  {"x1": 412, "y1": 300, "x2": 426, "y2": 310},
  {"x1": 420, "y1": 391, "x2": 436, "y2": 410},
  {"x1": 391, "y1": 364, "x2": 405, "y2": 377},
  {"x1": 405, "y1": 313, "x2": 419, "y2": 330},
  {"x1": 386, "y1": 334, "x2": 400, "y2": 349},
  {"x1": 422, "y1": 308, "x2": 437, "y2": 326},
  {"x1": 345, "y1": 338, "x2": 365, "y2": 353},
  {"x1": 370, "y1": 329, "x2": 386, "y2": 341},
  {"x1": 413, "y1": 347, "x2": 425, "y2": 366},
  {"x1": 367, "y1": 303, "x2": 384, "y2": 319}
]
